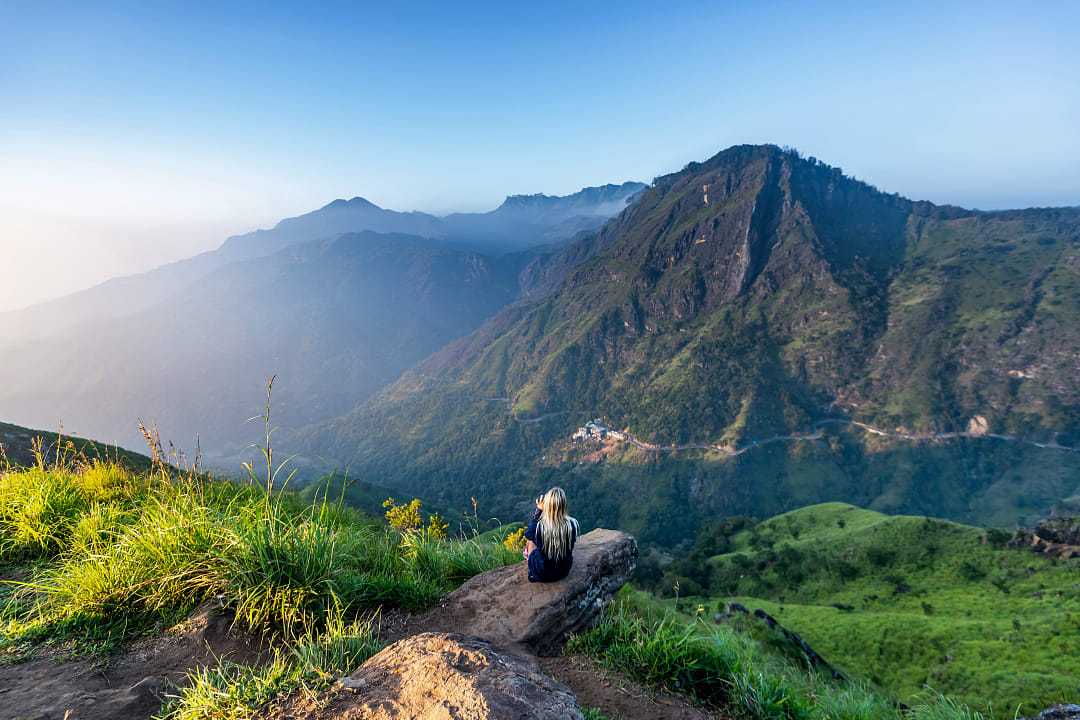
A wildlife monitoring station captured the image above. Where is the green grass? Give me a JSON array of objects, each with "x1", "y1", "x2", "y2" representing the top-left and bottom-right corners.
[
  {"x1": 570, "y1": 589, "x2": 988, "y2": 720},
  {"x1": 582, "y1": 708, "x2": 612, "y2": 720},
  {"x1": 157, "y1": 608, "x2": 382, "y2": 719},
  {"x1": 656, "y1": 503, "x2": 1080, "y2": 717},
  {"x1": 0, "y1": 459, "x2": 518, "y2": 656}
]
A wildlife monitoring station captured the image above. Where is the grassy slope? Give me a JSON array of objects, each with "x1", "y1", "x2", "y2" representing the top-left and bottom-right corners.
[
  {"x1": 0, "y1": 459, "x2": 1019, "y2": 720},
  {"x1": 0, "y1": 420, "x2": 151, "y2": 472},
  {"x1": 683, "y1": 503, "x2": 1080, "y2": 716},
  {"x1": 0, "y1": 458, "x2": 520, "y2": 717},
  {"x1": 571, "y1": 588, "x2": 989, "y2": 720}
]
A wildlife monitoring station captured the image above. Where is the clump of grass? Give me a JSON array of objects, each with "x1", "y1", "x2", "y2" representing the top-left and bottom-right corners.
[
  {"x1": 158, "y1": 655, "x2": 297, "y2": 720},
  {"x1": 906, "y1": 695, "x2": 987, "y2": 720},
  {"x1": 223, "y1": 507, "x2": 340, "y2": 637},
  {"x1": 568, "y1": 604, "x2": 736, "y2": 705},
  {"x1": 289, "y1": 609, "x2": 382, "y2": 682},
  {"x1": 157, "y1": 608, "x2": 382, "y2": 720},
  {"x1": 0, "y1": 456, "x2": 147, "y2": 563}
]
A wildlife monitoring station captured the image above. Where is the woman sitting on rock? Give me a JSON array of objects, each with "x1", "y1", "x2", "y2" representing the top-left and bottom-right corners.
[{"x1": 523, "y1": 487, "x2": 579, "y2": 583}]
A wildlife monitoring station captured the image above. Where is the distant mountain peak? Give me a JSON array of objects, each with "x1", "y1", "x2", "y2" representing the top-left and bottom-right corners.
[
  {"x1": 321, "y1": 196, "x2": 382, "y2": 211},
  {"x1": 494, "y1": 181, "x2": 647, "y2": 216}
]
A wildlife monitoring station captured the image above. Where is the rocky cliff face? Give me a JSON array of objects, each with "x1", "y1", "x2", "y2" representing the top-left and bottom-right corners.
[{"x1": 1010, "y1": 516, "x2": 1080, "y2": 559}]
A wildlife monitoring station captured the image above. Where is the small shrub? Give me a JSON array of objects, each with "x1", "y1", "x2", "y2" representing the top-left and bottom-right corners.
[
  {"x1": 866, "y1": 547, "x2": 898, "y2": 567},
  {"x1": 382, "y1": 497, "x2": 422, "y2": 532},
  {"x1": 426, "y1": 512, "x2": 449, "y2": 540},
  {"x1": 957, "y1": 560, "x2": 986, "y2": 582},
  {"x1": 503, "y1": 527, "x2": 525, "y2": 553}
]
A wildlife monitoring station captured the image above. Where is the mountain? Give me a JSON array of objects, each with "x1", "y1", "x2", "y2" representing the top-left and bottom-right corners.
[
  {"x1": 297, "y1": 145, "x2": 1080, "y2": 541},
  {"x1": 0, "y1": 232, "x2": 528, "y2": 461},
  {"x1": 0, "y1": 183, "x2": 643, "y2": 343},
  {"x1": 215, "y1": 196, "x2": 447, "y2": 262},
  {"x1": 441, "y1": 182, "x2": 647, "y2": 252},
  {"x1": 0, "y1": 182, "x2": 642, "y2": 462}
]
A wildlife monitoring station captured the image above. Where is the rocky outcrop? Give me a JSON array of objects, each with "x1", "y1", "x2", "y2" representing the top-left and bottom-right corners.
[
  {"x1": 423, "y1": 528, "x2": 637, "y2": 655},
  {"x1": 334, "y1": 633, "x2": 584, "y2": 719},
  {"x1": 1019, "y1": 705, "x2": 1080, "y2": 720},
  {"x1": 1010, "y1": 516, "x2": 1080, "y2": 559}
]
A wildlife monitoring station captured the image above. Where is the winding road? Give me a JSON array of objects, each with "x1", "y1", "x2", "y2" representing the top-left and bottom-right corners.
[
  {"x1": 499, "y1": 402, "x2": 1077, "y2": 458},
  {"x1": 490, "y1": 393, "x2": 1078, "y2": 458},
  {"x1": 623, "y1": 418, "x2": 1077, "y2": 457}
]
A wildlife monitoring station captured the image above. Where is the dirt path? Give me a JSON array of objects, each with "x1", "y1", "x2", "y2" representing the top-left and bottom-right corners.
[
  {"x1": 0, "y1": 605, "x2": 263, "y2": 720},
  {"x1": 539, "y1": 654, "x2": 727, "y2": 720}
]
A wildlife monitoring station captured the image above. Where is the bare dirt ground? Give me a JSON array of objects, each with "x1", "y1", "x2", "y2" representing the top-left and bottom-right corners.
[
  {"x1": 0, "y1": 605, "x2": 264, "y2": 720},
  {"x1": 539, "y1": 654, "x2": 727, "y2": 720}
]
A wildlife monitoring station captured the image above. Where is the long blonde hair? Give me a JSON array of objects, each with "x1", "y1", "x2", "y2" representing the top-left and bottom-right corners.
[{"x1": 538, "y1": 487, "x2": 578, "y2": 561}]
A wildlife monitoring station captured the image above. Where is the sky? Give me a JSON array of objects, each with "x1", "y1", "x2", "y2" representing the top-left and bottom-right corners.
[{"x1": 1, "y1": 1, "x2": 1078, "y2": 311}]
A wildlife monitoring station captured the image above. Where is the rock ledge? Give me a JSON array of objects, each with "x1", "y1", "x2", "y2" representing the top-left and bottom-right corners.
[{"x1": 426, "y1": 528, "x2": 637, "y2": 655}]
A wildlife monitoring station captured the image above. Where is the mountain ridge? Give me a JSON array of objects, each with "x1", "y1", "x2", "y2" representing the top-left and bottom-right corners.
[
  {"x1": 0, "y1": 181, "x2": 644, "y2": 459},
  {"x1": 1, "y1": 182, "x2": 644, "y2": 342},
  {"x1": 294, "y1": 144, "x2": 1080, "y2": 539}
]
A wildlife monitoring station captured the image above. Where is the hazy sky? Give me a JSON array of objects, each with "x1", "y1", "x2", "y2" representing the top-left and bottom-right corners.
[{"x1": 2, "y1": 1, "x2": 1078, "y2": 311}]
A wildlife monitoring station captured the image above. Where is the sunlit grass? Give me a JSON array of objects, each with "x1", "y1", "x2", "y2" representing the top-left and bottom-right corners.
[{"x1": 569, "y1": 589, "x2": 991, "y2": 720}]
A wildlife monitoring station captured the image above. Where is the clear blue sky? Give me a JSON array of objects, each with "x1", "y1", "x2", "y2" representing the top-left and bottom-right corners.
[{"x1": 2, "y1": 1, "x2": 1078, "y2": 309}]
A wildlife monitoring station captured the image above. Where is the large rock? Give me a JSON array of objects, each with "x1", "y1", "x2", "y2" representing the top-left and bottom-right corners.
[
  {"x1": 428, "y1": 528, "x2": 637, "y2": 655},
  {"x1": 1020, "y1": 705, "x2": 1080, "y2": 720},
  {"x1": 337, "y1": 633, "x2": 583, "y2": 719},
  {"x1": 1009, "y1": 516, "x2": 1080, "y2": 559}
]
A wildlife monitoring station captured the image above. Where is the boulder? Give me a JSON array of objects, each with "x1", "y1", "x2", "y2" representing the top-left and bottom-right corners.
[
  {"x1": 337, "y1": 633, "x2": 583, "y2": 719},
  {"x1": 426, "y1": 528, "x2": 637, "y2": 655},
  {"x1": 1020, "y1": 705, "x2": 1080, "y2": 720}
]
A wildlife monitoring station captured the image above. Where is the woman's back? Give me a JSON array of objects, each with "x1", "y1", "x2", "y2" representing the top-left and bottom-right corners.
[{"x1": 524, "y1": 487, "x2": 578, "y2": 583}]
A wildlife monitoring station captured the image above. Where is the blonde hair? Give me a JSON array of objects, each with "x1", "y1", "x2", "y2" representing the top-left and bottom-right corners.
[{"x1": 538, "y1": 487, "x2": 578, "y2": 561}]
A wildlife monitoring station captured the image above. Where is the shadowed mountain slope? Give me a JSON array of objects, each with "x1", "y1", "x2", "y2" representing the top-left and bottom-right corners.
[
  {"x1": 0, "y1": 232, "x2": 526, "y2": 459},
  {"x1": 0, "y1": 183, "x2": 643, "y2": 461}
]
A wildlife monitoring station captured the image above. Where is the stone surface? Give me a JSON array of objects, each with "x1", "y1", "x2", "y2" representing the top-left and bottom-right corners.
[
  {"x1": 1020, "y1": 705, "x2": 1080, "y2": 720},
  {"x1": 1009, "y1": 516, "x2": 1080, "y2": 559},
  {"x1": 337, "y1": 633, "x2": 584, "y2": 719},
  {"x1": 427, "y1": 528, "x2": 637, "y2": 655}
]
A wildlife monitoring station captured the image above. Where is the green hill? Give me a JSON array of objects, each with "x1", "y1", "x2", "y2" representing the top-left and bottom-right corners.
[
  {"x1": 0, "y1": 420, "x2": 151, "y2": 472},
  {"x1": 652, "y1": 502, "x2": 1080, "y2": 716}
]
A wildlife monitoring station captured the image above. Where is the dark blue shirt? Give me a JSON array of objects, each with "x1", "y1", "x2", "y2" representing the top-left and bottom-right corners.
[{"x1": 524, "y1": 509, "x2": 577, "y2": 583}]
